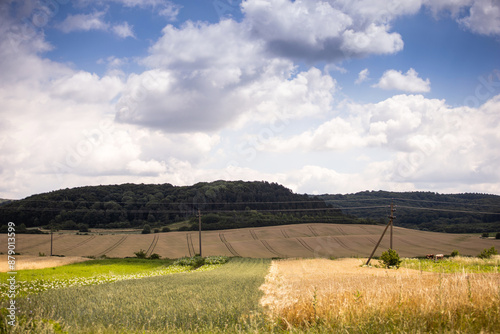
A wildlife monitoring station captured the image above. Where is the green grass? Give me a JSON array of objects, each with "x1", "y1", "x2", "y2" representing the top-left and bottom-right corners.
[
  {"x1": 0, "y1": 258, "x2": 174, "y2": 283},
  {"x1": 3, "y1": 258, "x2": 271, "y2": 333},
  {"x1": 401, "y1": 255, "x2": 500, "y2": 273}
]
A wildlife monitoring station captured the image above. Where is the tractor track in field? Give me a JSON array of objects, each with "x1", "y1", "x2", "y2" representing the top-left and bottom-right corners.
[
  {"x1": 94, "y1": 236, "x2": 127, "y2": 258},
  {"x1": 308, "y1": 225, "x2": 319, "y2": 237},
  {"x1": 333, "y1": 236, "x2": 352, "y2": 250},
  {"x1": 59, "y1": 235, "x2": 96, "y2": 254},
  {"x1": 296, "y1": 237, "x2": 315, "y2": 253},
  {"x1": 219, "y1": 233, "x2": 240, "y2": 257},
  {"x1": 337, "y1": 226, "x2": 347, "y2": 236},
  {"x1": 250, "y1": 229, "x2": 259, "y2": 240},
  {"x1": 281, "y1": 229, "x2": 290, "y2": 238},
  {"x1": 146, "y1": 234, "x2": 160, "y2": 257},
  {"x1": 20, "y1": 234, "x2": 64, "y2": 251},
  {"x1": 261, "y1": 240, "x2": 285, "y2": 258},
  {"x1": 366, "y1": 237, "x2": 378, "y2": 246},
  {"x1": 187, "y1": 234, "x2": 195, "y2": 257}
]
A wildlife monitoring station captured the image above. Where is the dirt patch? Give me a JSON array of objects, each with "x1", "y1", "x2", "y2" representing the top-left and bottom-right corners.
[{"x1": 0, "y1": 255, "x2": 91, "y2": 272}]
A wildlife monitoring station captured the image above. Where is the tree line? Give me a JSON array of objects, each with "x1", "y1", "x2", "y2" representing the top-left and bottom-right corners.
[{"x1": 0, "y1": 181, "x2": 364, "y2": 232}]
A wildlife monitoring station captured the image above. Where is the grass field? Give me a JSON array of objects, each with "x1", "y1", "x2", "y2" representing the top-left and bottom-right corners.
[
  {"x1": 1, "y1": 258, "x2": 270, "y2": 333},
  {"x1": 4, "y1": 224, "x2": 499, "y2": 259}
]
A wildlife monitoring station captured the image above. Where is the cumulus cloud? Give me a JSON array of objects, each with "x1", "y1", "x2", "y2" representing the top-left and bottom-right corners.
[
  {"x1": 355, "y1": 68, "x2": 370, "y2": 84},
  {"x1": 257, "y1": 93, "x2": 500, "y2": 191},
  {"x1": 424, "y1": 0, "x2": 500, "y2": 36},
  {"x1": 120, "y1": 19, "x2": 337, "y2": 132},
  {"x1": 242, "y1": 0, "x2": 407, "y2": 62},
  {"x1": 373, "y1": 68, "x2": 431, "y2": 92}
]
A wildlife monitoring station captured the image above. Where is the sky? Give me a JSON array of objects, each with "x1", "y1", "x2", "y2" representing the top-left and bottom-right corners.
[{"x1": 1, "y1": 0, "x2": 500, "y2": 199}]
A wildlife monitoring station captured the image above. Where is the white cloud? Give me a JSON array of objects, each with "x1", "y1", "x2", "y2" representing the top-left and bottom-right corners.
[
  {"x1": 242, "y1": 0, "x2": 408, "y2": 61},
  {"x1": 112, "y1": 22, "x2": 135, "y2": 38},
  {"x1": 458, "y1": 0, "x2": 500, "y2": 35},
  {"x1": 57, "y1": 11, "x2": 109, "y2": 33},
  {"x1": 424, "y1": 0, "x2": 500, "y2": 36},
  {"x1": 355, "y1": 68, "x2": 370, "y2": 84},
  {"x1": 373, "y1": 68, "x2": 431, "y2": 92}
]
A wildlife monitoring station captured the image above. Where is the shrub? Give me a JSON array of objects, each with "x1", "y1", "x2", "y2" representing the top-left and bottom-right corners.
[
  {"x1": 149, "y1": 253, "x2": 161, "y2": 260},
  {"x1": 153, "y1": 228, "x2": 160, "y2": 233},
  {"x1": 174, "y1": 256, "x2": 205, "y2": 268},
  {"x1": 204, "y1": 256, "x2": 229, "y2": 265},
  {"x1": 496, "y1": 232, "x2": 500, "y2": 239},
  {"x1": 162, "y1": 227, "x2": 171, "y2": 232},
  {"x1": 134, "y1": 249, "x2": 147, "y2": 259},
  {"x1": 450, "y1": 250, "x2": 460, "y2": 257},
  {"x1": 380, "y1": 249, "x2": 402, "y2": 269},
  {"x1": 481, "y1": 232, "x2": 490, "y2": 238},
  {"x1": 78, "y1": 224, "x2": 89, "y2": 233},
  {"x1": 142, "y1": 224, "x2": 151, "y2": 234},
  {"x1": 478, "y1": 246, "x2": 498, "y2": 259}
]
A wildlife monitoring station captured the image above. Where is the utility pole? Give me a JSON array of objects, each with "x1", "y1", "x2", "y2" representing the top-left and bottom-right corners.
[
  {"x1": 50, "y1": 224, "x2": 54, "y2": 256},
  {"x1": 198, "y1": 209, "x2": 202, "y2": 257},
  {"x1": 389, "y1": 202, "x2": 395, "y2": 250},
  {"x1": 366, "y1": 202, "x2": 396, "y2": 265}
]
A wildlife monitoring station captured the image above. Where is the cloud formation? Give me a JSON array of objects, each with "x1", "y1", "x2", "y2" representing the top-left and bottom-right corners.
[{"x1": 373, "y1": 68, "x2": 431, "y2": 92}]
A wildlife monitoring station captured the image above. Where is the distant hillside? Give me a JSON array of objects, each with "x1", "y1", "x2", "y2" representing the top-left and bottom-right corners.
[
  {"x1": 320, "y1": 191, "x2": 500, "y2": 233},
  {"x1": 0, "y1": 181, "x2": 361, "y2": 231}
]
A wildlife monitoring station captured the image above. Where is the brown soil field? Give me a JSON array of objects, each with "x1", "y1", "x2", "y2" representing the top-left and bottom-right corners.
[
  {"x1": 2, "y1": 224, "x2": 498, "y2": 259},
  {"x1": 0, "y1": 255, "x2": 90, "y2": 272}
]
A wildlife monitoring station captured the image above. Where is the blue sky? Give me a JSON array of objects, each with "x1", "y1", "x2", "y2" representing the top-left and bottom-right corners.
[{"x1": 1, "y1": 0, "x2": 500, "y2": 199}]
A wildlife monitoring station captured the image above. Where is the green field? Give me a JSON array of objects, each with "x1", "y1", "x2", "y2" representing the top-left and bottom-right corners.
[{"x1": 1, "y1": 258, "x2": 271, "y2": 333}]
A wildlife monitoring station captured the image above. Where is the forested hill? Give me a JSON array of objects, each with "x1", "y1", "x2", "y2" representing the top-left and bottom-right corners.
[
  {"x1": 0, "y1": 181, "x2": 359, "y2": 232},
  {"x1": 320, "y1": 191, "x2": 500, "y2": 233}
]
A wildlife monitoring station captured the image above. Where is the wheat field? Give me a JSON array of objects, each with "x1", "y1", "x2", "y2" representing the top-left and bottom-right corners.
[{"x1": 259, "y1": 258, "x2": 500, "y2": 333}]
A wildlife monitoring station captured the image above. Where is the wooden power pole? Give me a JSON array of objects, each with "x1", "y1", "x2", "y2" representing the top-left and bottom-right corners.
[
  {"x1": 366, "y1": 202, "x2": 396, "y2": 265},
  {"x1": 198, "y1": 209, "x2": 202, "y2": 257}
]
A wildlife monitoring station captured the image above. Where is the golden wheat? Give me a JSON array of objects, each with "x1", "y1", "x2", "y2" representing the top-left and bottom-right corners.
[
  {"x1": 260, "y1": 258, "x2": 500, "y2": 332},
  {"x1": 0, "y1": 255, "x2": 90, "y2": 272}
]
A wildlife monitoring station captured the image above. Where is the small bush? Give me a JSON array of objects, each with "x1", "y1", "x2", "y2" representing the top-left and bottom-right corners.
[
  {"x1": 496, "y1": 232, "x2": 500, "y2": 239},
  {"x1": 174, "y1": 256, "x2": 205, "y2": 268},
  {"x1": 142, "y1": 224, "x2": 151, "y2": 234},
  {"x1": 149, "y1": 253, "x2": 161, "y2": 260},
  {"x1": 478, "y1": 246, "x2": 498, "y2": 259},
  {"x1": 481, "y1": 232, "x2": 490, "y2": 238},
  {"x1": 134, "y1": 249, "x2": 147, "y2": 259},
  {"x1": 153, "y1": 228, "x2": 160, "y2": 233},
  {"x1": 38, "y1": 252, "x2": 46, "y2": 257},
  {"x1": 380, "y1": 249, "x2": 402, "y2": 269},
  {"x1": 204, "y1": 256, "x2": 229, "y2": 265},
  {"x1": 450, "y1": 250, "x2": 459, "y2": 257},
  {"x1": 162, "y1": 227, "x2": 171, "y2": 232}
]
